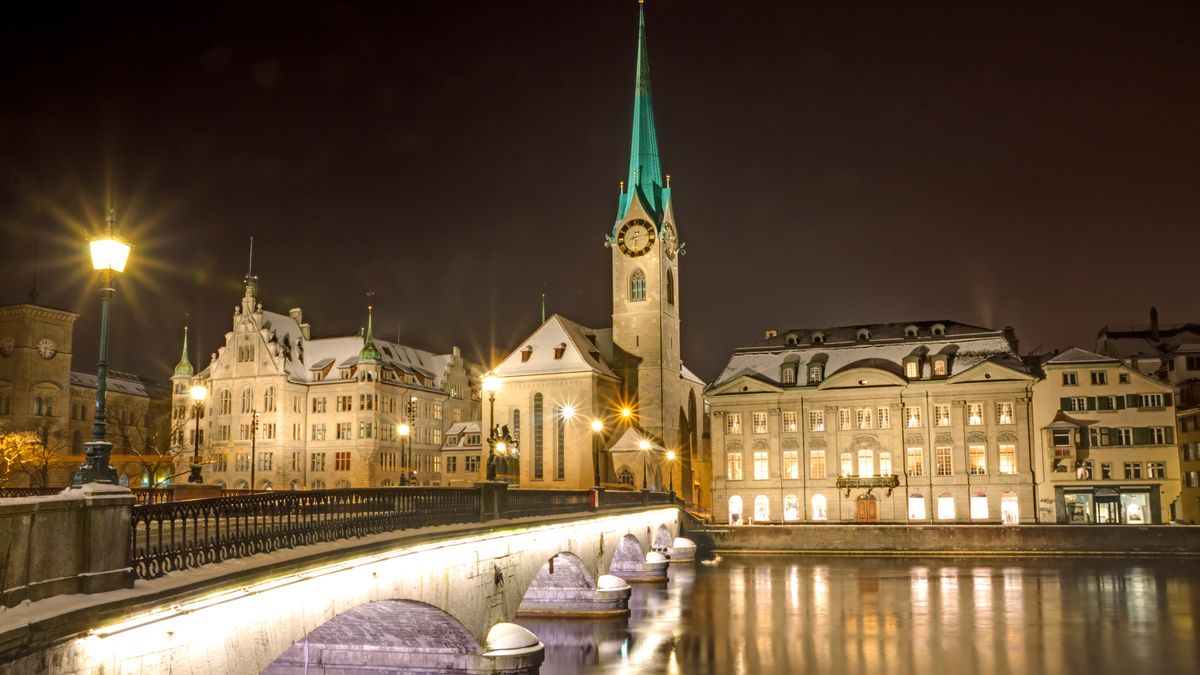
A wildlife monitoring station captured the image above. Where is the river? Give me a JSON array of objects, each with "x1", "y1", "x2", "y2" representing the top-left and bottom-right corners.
[{"x1": 517, "y1": 554, "x2": 1200, "y2": 675}]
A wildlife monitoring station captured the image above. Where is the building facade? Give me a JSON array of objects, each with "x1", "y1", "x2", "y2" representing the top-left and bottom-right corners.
[
  {"x1": 172, "y1": 278, "x2": 480, "y2": 489},
  {"x1": 1096, "y1": 307, "x2": 1200, "y2": 407},
  {"x1": 707, "y1": 322, "x2": 1036, "y2": 525},
  {"x1": 1032, "y1": 348, "x2": 1181, "y2": 524},
  {"x1": 485, "y1": 5, "x2": 709, "y2": 505},
  {"x1": 439, "y1": 421, "x2": 483, "y2": 486}
]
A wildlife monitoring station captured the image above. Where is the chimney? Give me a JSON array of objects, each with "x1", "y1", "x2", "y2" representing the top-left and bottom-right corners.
[
  {"x1": 764, "y1": 329, "x2": 778, "y2": 340},
  {"x1": 1002, "y1": 326, "x2": 1019, "y2": 355},
  {"x1": 1150, "y1": 306, "x2": 1160, "y2": 340}
]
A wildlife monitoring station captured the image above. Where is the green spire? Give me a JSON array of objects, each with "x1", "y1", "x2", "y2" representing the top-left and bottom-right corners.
[
  {"x1": 359, "y1": 305, "x2": 381, "y2": 364},
  {"x1": 617, "y1": 2, "x2": 664, "y2": 222},
  {"x1": 173, "y1": 324, "x2": 194, "y2": 377}
]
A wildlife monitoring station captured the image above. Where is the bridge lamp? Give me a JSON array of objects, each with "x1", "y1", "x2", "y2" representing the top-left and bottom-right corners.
[
  {"x1": 187, "y1": 384, "x2": 208, "y2": 484},
  {"x1": 666, "y1": 450, "x2": 677, "y2": 496},
  {"x1": 619, "y1": 407, "x2": 633, "y2": 421},
  {"x1": 591, "y1": 419, "x2": 603, "y2": 433},
  {"x1": 638, "y1": 439, "x2": 651, "y2": 490},
  {"x1": 589, "y1": 419, "x2": 604, "y2": 487}
]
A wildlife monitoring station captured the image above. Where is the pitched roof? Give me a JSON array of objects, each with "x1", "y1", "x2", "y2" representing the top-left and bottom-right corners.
[
  {"x1": 492, "y1": 314, "x2": 618, "y2": 379},
  {"x1": 71, "y1": 370, "x2": 169, "y2": 398},
  {"x1": 1043, "y1": 347, "x2": 1121, "y2": 366}
]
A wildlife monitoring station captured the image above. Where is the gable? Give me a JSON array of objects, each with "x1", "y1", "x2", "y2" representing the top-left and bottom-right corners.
[
  {"x1": 493, "y1": 316, "x2": 617, "y2": 379},
  {"x1": 706, "y1": 373, "x2": 783, "y2": 396},
  {"x1": 945, "y1": 359, "x2": 1035, "y2": 384},
  {"x1": 818, "y1": 367, "x2": 906, "y2": 390}
]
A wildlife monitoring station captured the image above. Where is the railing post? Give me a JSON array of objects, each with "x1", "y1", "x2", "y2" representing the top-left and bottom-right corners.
[
  {"x1": 590, "y1": 486, "x2": 605, "y2": 511},
  {"x1": 476, "y1": 481, "x2": 508, "y2": 521}
]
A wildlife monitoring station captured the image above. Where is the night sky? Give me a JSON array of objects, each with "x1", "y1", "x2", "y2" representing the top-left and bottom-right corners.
[{"x1": 2, "y1": 1, "x2": 1198, "y2": 384}]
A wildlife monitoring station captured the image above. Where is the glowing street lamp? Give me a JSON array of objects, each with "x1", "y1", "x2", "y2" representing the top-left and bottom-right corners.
[
  {"x1": 666, "y1": 449, "x2": 677, "y2": 496},
  {"x1": 187, "y1": 384, "x2": 208, "y2": 484},
  {"x1": 638, "y1": 438, "x2": 651, "y2": 490},
  {"x1": 482, "y1": 374, "x2": 503, "y2": 481},
  {"x1": 619, "y1": 407, "x2": 634, "y2": 421},
  {"x1": 71, "y1": 209, "x2": 132, "y2": 487}
]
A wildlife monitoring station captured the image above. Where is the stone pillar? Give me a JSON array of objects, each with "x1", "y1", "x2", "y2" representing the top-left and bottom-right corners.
[{"x1": 476, "y1": 481, "x2": 508, "y2": 521}]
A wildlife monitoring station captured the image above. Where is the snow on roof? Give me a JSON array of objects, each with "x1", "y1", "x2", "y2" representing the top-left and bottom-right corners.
[
  {"x1": 445, "y1": 421, "x2": 481, "y2": 436},
  {"x1": 712, "y1": 326, "x2": 1020, "y2": 389},
  {"x1": 681, "y1": 363, "x2": 705, "y2": 386},
  {"x1": 493, "y1": 314, "x2": 618, "y2": 379},
  {"x1": 71, "y1": 370, "x2": 168, "y2": 398},
  {"x1": 1043, "y1": 347, "x2": 1120, "y2": 366},
  {"x1": 1096, "y1": 336, "x2": 1163, "y2": 360}
]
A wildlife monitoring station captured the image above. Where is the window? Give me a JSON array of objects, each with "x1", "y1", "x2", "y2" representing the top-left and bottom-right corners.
[
  {"x1": 432, "y1": 403, "x2": 442, "y2": 420},
  {"x1": 218, "y1": 390, "x2": 231, "y2": 415},
  {"x1": 908, "y1": 494, "x2": 926, "y2": 520},
  {"x1": 312, "y1": 397, "x2": 326, "y2": 413},
  {"x1": 1052, "y1": 429, "x2": 1072, "y2": 448},
  {"x1": 753, "y1": 451, "x2": 769, "y2": 480},
  {"x1": 808, "y1": 365, "x2": 823, "y2": 383},
  {"x1": 935, "y1": 446, "x2": 953, "y2": 476},
  {"x1": 358, "y1": 421, "x2": 373, "y2": 439},
  {"x1": 336, "y1": 422, "x2": 352, "y2": 440},
  {"x1": 857, "y1": 449, "x2": 874, "y2": 478},
  {"x1": 937, "y1": 494, "x2": 956, "y2": 520},
  {"x1": 630, "y1": 269, "x2": 647, "y2": 302},
  {"x1": 1062, "y1": 372, "x2": 1078, "y2": 386},
  {"x1": 213, "y1": 454, "x2": 228, "y2": 471},
  {"x1": 466, "y1": 455, "x2": 480, "y2": 473},
  {"x1": 335, "y1": 451, "x2": 351, "y2": 471},
  {"x1": 1185, "y1": 471, "x2": 1200, "y2": 488},
  {"x1": 1187, "y1": 356, "x2": 1200, "y2": 371},
  {"x1": 1090, "y1": 371, "x2": 1107, "y2": 385},
  {"x1": 809, "y1": 410, "x2": 825, "y2": 432},
  {"x1": 533, "y1": 393, "x2": 544, "y2": 479},
  {"x1": 257, "y1": 452, "x2": 273, "y2": 471},
  {"x1": 1151, "y1": 427, "x2": 1167, "y2": 444},
  {"x1": 727, "y1": 452, "x2": 743, "y2": 480},
  {"x1": 727, "y1": 414, "x2": 742, "y2": 434},
  {"x1": 263, "y1": 387, "x2": 275, "y2": 412},
  {"x1": 783, "y1": 451, "x2": 799, "y2": 479},
  {"x1": 934, "y1": 404, "x2": 951, "y2": 427},
  {"x1": 906, "y1": 447, "x2": 923, "y2": 476},
  {"x1": 811, "y1": 494, "x2": 828, "y2": 521},
  {"x1": 1124, "y1": 462, "x2": 1142, "y2": 479},
  {"x1": 997, "y1": 402, "x2": 1014, "y2": 425},
  {"x1": 753, "y1": 496, "x2": 770, "y2": 522},
  {"x1": 727, "y1": 495, "x2": 743, "y2": 524},
  {"x1": 783, "y1": 495, "x2": 800, "y2": 521},
  {"x1": 263, "y1": 423, "x2": 276, "y2": 440},
  {"x1": 1117, "y1": 428, "x2": 1133, "y2": 445},
  {"x1": 966, "y1": 403, "x2": 984, "y2": 425},
  {"x1": 235, "y1": 453, "x2": 251, "y2": 471},
  {"x1": 311, "y1": 423, "x2": 326, "y2": 441},
  {"x1": 781, "y1": 366, "x2": 796, "y2": 385},
  {"x1": 856, "y1": 407, "x2": 873, "y2": 430},
  {"x1": 782, "y1": 411, "x2": 798, "y2": 432},
  {"x1": 237, "y1": 344, "x2": 253, "y2": 362},
  {"x1": 1066, "y1": 397, "x2": 1086, "y2": 412},
  {"x1": 838, "y1": 408, "x2": 852, "y2": 430},
  {"x1": 241, "y1": 388, "x2": 253, "y2": 414},
  {"x1": 905, "y1": 406, "x2": 923, "y2": 428},
  {"x1": 1101, "y1": 463, "x2": 1112, "y2": 479},
  {"x1": 1143, "y1": 393, "x2": 1164, "y2": 408},
  {"x1": 971, "y1": 493, "x2": 989, "y2": 520},
  {"x1": 905, "y1": 361, "x2": 919, "y2": 379},
  {"x1": 1119, "y1": 373, "x2": 1130, "y2": 384},
  {"x1": 358, "y1": 394, "x2": 373, "y2": 411},
  {"x1": 810, "y1": 450, "x2": 826, "y2": 479},
  {"x1": 879, "y1": 451, "x2": 892, "y2": 476},
  {"x1": 238, "y1": 424, "x2": 251, "y2": 441},
  {"x1": 1148, "y1": 462, "x2": 1166, "y2": 479},
  {"x1": 968, "y1": 444, "x2": 987, "y2": 474},
  {"x1": 752, "y1": 412, "x2": 768, "y2": 434},
  {"x1": 556, "y1": 407, "x2": 566, "y2": 481},
  {"x1": 998, "y1": 444, "x2": 1017, "y2": 475},
  {"x1": 292, "y1": 424, "x2": 301, "y2": 441},
  {"x1": 932, "y1": 359, "x2": 947, "y2": 377},
  {"x1": 877, "y1": 407, "x2": 890, "y2": 429},
  {"x1": 840, "y1": 452, "x2": 853, "y2": 477},
  {"x1": 337, "y1": 395, "x2": 352, "y2": 412}
]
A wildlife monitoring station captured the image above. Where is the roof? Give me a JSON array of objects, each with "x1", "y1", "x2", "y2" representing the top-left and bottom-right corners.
[
  {"x1": 492, "y1": 314, "x2": 618, "y2": 380},
  {"x1": 1042, "y1": 347, "x2": 1121, "y2": 366},
  {"x1": 616, "y1": 4, "x2": 666, "y2": 225},
  {"x1": 711, "y1": 320, "x2": 1023, "y2": 390},
  {"x1": 71, "y1": 370, "x2": 169, "y2": 399},
  {"x1": 1044, "y1": 409, "x2": 1096, "y2": 429},
  {"x1": 681, "y1": 363, "x2": 705, "y2": 386}
]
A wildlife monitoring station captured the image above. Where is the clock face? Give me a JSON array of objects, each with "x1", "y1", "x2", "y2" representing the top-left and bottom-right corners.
[
  {"x1": 617, "y1": 219, "x2": 656, "y2": 258},
  {"x1": 37, "y1": 338, "x2": 56, "y2": 359},
  {"x1": 0, "y1": 337, "x2": 13, "y2": 357},
  {"x1": 662, "y1": 223, "x2": 678, "y2": 260}
]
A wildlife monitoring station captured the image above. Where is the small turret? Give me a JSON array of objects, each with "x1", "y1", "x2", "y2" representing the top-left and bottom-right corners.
[
  {"x1": 173, "y1": 324, "x2": 194, "y2": 377},
  {"x1": 359, "y1": 304, "x2": 382, "y2": 364}
]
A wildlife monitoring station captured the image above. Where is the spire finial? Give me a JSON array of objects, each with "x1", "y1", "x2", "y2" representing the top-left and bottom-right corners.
[
  {"x1": 358, "y1": 292, "x2": 382, "y2": 364},
  {"x1": 541, "y1": 292, "x2": 546, "y2": 324},
  {"x1": 174, "y1": 318, "x2": 195, "y2": 377}
]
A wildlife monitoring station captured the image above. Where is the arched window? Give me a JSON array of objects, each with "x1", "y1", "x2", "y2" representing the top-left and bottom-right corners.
[
  {"x1": 512, "y1": 409, "x2": 521, "y2": 441},
  {"x1": 532, "y1": 393, "x2": 544, "y2": 479},
  {"x1": 812, "y1": 494, "x2": 828, "y2": 521},
  {"x1": 555, "y1": 406, "x2": 566, "y2": 481},
  {"x1": 263, "y1": 386, "x2": 275, "y2": 412},
  {"x1": 781, "y1": 364, "x2": 796, "y2": 385},
  {"x1": 218, "y1": 390, "x2": 232, "y2": 415},
  {"x1": 335, "y1": 479, "x2": 351, "y2": 489},
  {"x1": 970, "y1": 492, "x2": 989, "y2": 520},
  {"x1": 311, "y1": 479, "x2": 325, "y2": 489},
  {"x1": 754, "y1": 495, "x2": 770, "y2": 522},
  {"x1": 241, "y1": 387, "x2": 253, "y2": 414},
  {"x1": 630, "y1": 269, "x2": 647, "y2": 302},
  {"x1": 728, "y1": 495, "x2": 743, "y2": 525},
  {"x1": 618, "y1": 465, "x2": 635, "y2": 487},
  {"x1": 666, "y1": 269, "x2": 675, "y2": 305},
  {"x1": 783, "y1": 495, "x2": 800, "y2": 521}
]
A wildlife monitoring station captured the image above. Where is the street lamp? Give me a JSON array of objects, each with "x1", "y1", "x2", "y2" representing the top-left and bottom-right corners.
[
  {"x1": 482, "y1": 375, "x2": 502, "y2": 481},
  {"x1": 590, "y1": 419, "x2": 604, "y2": 488},
  {"x1": 187, "y1": 384, "x2": 207, "y2": 483},
  {"x1": 398, "y1": 422, "x2": 411, "y2": 485},
  {"x1": 666, "y1": 449, "x2": 677, "y2": 496},
  {"x1": 406, "y1": 396, "x2": 417, "y2": 485},
  {"x1": 619, "y1": 407, "x2": 634, "y2": 422},
  {"x1": 638, "y1": 438, "x2": 651, "y2": 490},
  {"x1": 71, "y1": 209, "x2": 132, "y2": 487},
  {"x1": 249, "y1": 410, "x2": 260, "y2": 493}
]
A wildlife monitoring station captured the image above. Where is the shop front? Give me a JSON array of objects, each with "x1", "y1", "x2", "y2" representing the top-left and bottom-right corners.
[{"x1": 1057, "y1": 485, "x2": 1161, "y2": 524}]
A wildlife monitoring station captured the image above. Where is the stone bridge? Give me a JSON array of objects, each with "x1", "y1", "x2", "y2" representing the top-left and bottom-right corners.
[{"x1": 0, "y1": 489, "x2": 688, "y2": 674}]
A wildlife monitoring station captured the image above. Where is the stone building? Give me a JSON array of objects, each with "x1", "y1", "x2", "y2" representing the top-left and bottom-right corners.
[
  {"x1": 172, "y1": 276, "x2": 481, "y2": 489},
  {"x1": 439, "y1": 421, "x2": 483, "y2": 486},
  {"x1": 0, "y1": 302, "x2": 170, "y2": 487},
  {"x1": 485, "y1": 6, "x2": 708, "y2": 505},
  {"x1": 1096, "y1": 307, "x2": 1200, "y2": 407},
  {"x1": 1031, "y1": 348, "x2": 1181, "y2": 524},
  {"x1": 706, "y1": 321, "x2": 1037, "y2": 525},
  {"x1": 1178, "y1": 406, "x2": 1200, "y2": 523}
]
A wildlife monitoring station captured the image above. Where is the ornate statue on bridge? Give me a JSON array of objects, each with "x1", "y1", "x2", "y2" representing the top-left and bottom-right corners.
[{"x1": 486, "y1": 424, "x2": 519, "y2": 484}]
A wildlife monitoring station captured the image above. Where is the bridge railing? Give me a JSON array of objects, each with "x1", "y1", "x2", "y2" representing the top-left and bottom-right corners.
[
  {"x1": 0, "y1": 487, "x2": 62, "y2": 498},
  {"x1": 130, "y1": 487, "x2": 481, "y2": 579},
  {"x1": 504, "y1": 489, "x2": 591, "y2": 517}
]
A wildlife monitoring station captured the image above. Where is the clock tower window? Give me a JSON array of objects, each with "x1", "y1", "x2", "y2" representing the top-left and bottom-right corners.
[
  {"x1": 630, "y1": 269, "x2": 647, "y2": 302},
  {"x1": 666, "y1": 269, "x2": 675, "y2": 305}
]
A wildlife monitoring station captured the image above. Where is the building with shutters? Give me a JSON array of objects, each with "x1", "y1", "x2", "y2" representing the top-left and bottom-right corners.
[
  {"x1": 1174, "y1": 406, "x2": 1200, "y2": 523},
  {"x1": 1031, "y1": 348, "x2": 1180, "y2": 524}
]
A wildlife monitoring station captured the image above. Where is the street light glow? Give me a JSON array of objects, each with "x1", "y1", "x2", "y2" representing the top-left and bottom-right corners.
[
  {"x1": 190, "y1": 385, "x2": 207, "y2": 402},
  {"x1": 496, "y1": 442, "x2": 507, "y2": 454},
  {"x1": 482, "y1": 375, "x2": 502, "y2": 392},
  {"x1": 561, "y1": 404, "x2": 576, "y2": 420},
  {"x1": 639, "y1": 439, "x2": 651, "y2": 451},
  {"x1": 397, "y1": 423, "x2": 411, "y2": 437},
  {"x1": 667, "y1": 449, "x2": 676, "y2": 461},
  {"x1": 591, "y1": 419, "x2": 603, "y2": 432},
  {"x1": 90, "y1": 236, "x2": 131, "y2": 273},
  {"x1": 620, "y1": 407, "x2": 633, "y2": 419}
]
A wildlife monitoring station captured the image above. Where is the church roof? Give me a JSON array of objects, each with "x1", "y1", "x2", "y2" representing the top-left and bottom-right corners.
[
  {"x1": 492, "y1": 314, "x2": 618, "y2": 380},
  {"x1": 616, "y1": 4, "x2": 666, "y2": 224}
]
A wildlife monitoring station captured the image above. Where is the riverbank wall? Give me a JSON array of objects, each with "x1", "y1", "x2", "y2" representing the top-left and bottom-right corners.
[{"x1": 683, "y1": 523, "x2": 1200, "y2": 556}]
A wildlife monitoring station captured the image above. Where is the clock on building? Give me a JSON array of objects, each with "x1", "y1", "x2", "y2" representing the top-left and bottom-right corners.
[
  {"x1": 37, "y1": 338, "x2": 56, "y2": 359},
  {"x1": 662, "y1": 223, "x2": 678, "y2": 260},
  {"x1": 0, "y1": 337, "x2": 13, "y2": 357},
  {"x1": 617, "y1": 218, "x2": 656, "y2": 258}
]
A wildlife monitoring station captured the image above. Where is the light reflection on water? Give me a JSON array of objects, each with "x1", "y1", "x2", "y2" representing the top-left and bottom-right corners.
[{"x1": 518, "y1": 555, "x2": 1200, "y2": 675}]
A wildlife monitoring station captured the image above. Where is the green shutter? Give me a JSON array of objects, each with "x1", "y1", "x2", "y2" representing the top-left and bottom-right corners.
[
  {"x1": 1097, "y1": 396, "x2": 1112, "y2": 411},
  {"x1": 1133, "y1": 427, "x2": 1151, "y2": 445},
  {"x1": 1163, "y1": 393, "x2": 1174, "y2": 407},
  {"x1": 1126, "y1": 394, "x2": 1141, "y2": 408},
  {"x1": 1115, "y1": 396, "x2": 1126, "y2": 410},
  {"x1": 1060, "y1": 397, "x2": 1071, "y2": 411},
  {"x1": 1166, "y1": 427, "x2": 1175, "y2": 444},
  {"x1": 1107, "y1": 428, "x2": 1120, "y2": 446},
  {"x1": 1086, "y1": 397, "x2": 1097, "y2": 411}
]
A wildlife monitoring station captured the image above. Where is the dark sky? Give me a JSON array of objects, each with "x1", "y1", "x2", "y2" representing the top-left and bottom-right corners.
[{"x1": 2, "y1": 0, "x2": 1198, "y2": 383}]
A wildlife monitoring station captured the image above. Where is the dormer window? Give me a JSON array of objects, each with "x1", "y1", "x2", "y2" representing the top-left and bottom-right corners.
[
  {"x1": 811, "y1": 332, "x2": 825, "y2": 345},
  {"x1": 931, "y1": 323, "x2": 946, "y2": 337},
  {"x1": 904, "y1": 358, "x2": 920, "y2": 380},
  {"x1": 781, "y1": 364, "x2": 797, "y2": 385},
  {"x1": 553, "y1": 343, "x2": 566, "y2": 360},
  {"x1": 856, "y1": 328, "x2": 871, "y2": 341},
  {"x1": 904, "y1": 325, "x2": 919, "y2": 338},
  {"x1": 785, "y1": 332, "x2": 799, "y2": 346},
  {"x1": 808, "y1": 364, "x2": 824, "y2": 384},
  {"x1": 521, "y1": 346, "x2": 533, "y2": 363},
  {"x1": 932, "y1": 356, "x2": 948, "y2": 377}
]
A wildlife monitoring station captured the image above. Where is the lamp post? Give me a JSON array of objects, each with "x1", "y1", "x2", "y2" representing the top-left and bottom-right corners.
[
  {"x1": 638, "y1": 438, "x2": 651, "y2": 490},
  {"x1": 405, "y1": 396, "x2": 417, "y2": 485},
  {"x1": 666, "y1": 449, "x2": 676, "y2": 496},
  {"x1": 398, "y1": 422, "x2": 411, "y2": 485},
  {"x1": 482, "y1": 375, "x2": 502, "y2": 481},
  {"x1": 590, "y1": 419, "x2": 603, "y2": 488},
  {"x1": 187, "y1": 385, "x2": 207, "y2": 483},
  {"x1": 71, "y1": 210, "x2": 131, "y2": 487},
  {"x1": 249, "y1": 410, "x2": 260, "y2": 492}
]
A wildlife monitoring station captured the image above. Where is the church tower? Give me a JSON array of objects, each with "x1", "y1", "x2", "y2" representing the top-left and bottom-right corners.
[{"x1": 609, "y1": 3, "x2": 683, "y2": 453}]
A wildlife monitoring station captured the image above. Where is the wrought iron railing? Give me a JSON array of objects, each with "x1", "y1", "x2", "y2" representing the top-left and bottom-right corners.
[
  {"x1": 0, "y1": 486, "x2": 61, "y2": 498},
  {"x1": 599, "y1": 489, "x2": 645, "y2": 507},
  {"x1": 129, "y1": 487, "x2": 481, "y2": 579},
  {"x1": 505, "y1": 489, "x2": 591, "y2": 517}
]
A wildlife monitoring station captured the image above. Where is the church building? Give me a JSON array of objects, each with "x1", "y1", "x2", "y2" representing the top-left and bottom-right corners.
[{"x1": 486, "y1": 5, "x2": 709, "y2": 507}]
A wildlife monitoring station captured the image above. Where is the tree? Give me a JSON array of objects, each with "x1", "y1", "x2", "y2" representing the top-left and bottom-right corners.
[
  {"x1": 0, "y1": 425, "x2": 47, "y2": 487},
  {"x1": 108, "y1": 398, "x2": 190, "y2": 487}
]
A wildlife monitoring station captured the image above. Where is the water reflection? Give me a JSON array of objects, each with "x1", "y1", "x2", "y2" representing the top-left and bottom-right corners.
[{"x1": 522, "y1": 556, "x2": 1200, "y2": 675}]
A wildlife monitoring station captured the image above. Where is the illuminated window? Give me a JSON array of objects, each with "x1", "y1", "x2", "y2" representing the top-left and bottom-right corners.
[
  {"x1": 809, "y1": 410, "x2": 825, "y2": 432},
  {"x1": 1000, "y1": 494, "x2": 1019, "y2": 525},
  {"x1": 967, "y1": 403, "x2": 984, "y2": 425},
  {"x1": 783, "y1": 451, "x2": 799, "y2": 479},
  {"x1": 971, "y1": 492, "x2": 989, "y2": 520},
  {"x1": 840, "y1": 452, "x2": 853, "y2": 477},
  {"x1": 906, "y1": 447, "x2": 923, "y2": 476},
  {"x1": 998, "y1": 444, "x2": 1017, "y2": 475},
  {"x1": 754, "y1": 495, "x2": 770, "y2": 522},
  {"x1": 783, "y1": 495, "x2": 800, "y2": 521},
  {"x1": 811, "y1": 494, "x2": 828, "y2": 521},
  {"x1": 856, "y1": 407, "x2": 873, "y2": 430},
  {"x1": 782, "y1": 411, "x2": 798, "y2": 432},
  {"x1": 937, "y1": 494, "x2": 955, "y2": 520},
  {"x1": 810, "y1": 450, "x2": 826, "y2": 479},
  {"x1": 533, "y1": 393, "x2": 544, "y2": 479},
  {"x1": 752, "y1": 412, "x2": 768, "y2": 434},
  {"x1": 997, "y1": 402, "x2": 1014, "y2": 424},
  {"x1": 630, "y1": 269, "x2": 647, "y2": 302},
  {"x1": 753, "y1": 451, "x2": 769, "y2": 480},
  {"x1": 728, "y1": 495, "x2": 743, "y2": 525},
  {"x1": 727, "y1": 452, "x2": 743, "y2": 480},
  {"x1": 781, "y1": 365, "x2": 796, "y2": 384},
  {"x1": 838, "y1": 408, "x2": 852, "y2": 430},
  {"x1": 934, "y1": 404, "x2": 951, "y2": 427},
  {"x1": 905, "y1": 361, "x2": 919, "y2": 379},
  {"x1": 932, "y1": 358, "x2": 947, "y2": 377},
  {"x1": 808, "y1": 365, "x2": 823, "y2": 383},
  {"x1": 906, "y1": 406, "x2": 923, "y2": 428},
  {"x1": 908, "y1": 494, "x2": 926, "y2": 520},
  {"x1": 727, "y1": 414, "x2": 742, "y2": 434},
  {"x1": 877, "y1": 407, "x2": 890, "y2": 429},
  {"x1": 879, "y1": 451, "x2": 892, "y2": 476},
  {"x1": 857, "y1": 449, "x2": 875, "y2": 477},
  {"x1": 968, "y1": 444, "x2": 986, "y2": 475},
  {"x1": 935, "y1": 446, "x2": 953, "y2": 476}
]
